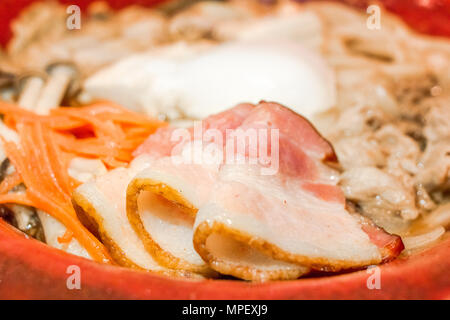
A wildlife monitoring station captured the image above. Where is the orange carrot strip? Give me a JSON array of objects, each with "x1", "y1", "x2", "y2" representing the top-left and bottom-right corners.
[
  {"x1": 3, "y1": 138, "x2": 112, "y2": 263},
  {"x1": 0, "y1": 100, "x2": 166, "y2": 265},
  {"x1": 57, "y1": 229, "x2": 74, "y2": 244},
  {"x1": 0, "y1": 192, "x2": 35, "y2": 207},
  {"x1": 0, "y1": 171, "x2": 22, "y2": 194}
]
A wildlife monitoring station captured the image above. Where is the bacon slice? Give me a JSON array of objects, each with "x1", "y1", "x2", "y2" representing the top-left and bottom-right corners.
[
  {"x1": 72, "y1": 155, "x2": 165, "y2": 270},
  {"x1": 191, "y1": 102, "x2": 404, "y2": 277},
  {"x1": 72, "y1": 155, "x2": 202, "y2": 278},
  {"x1": 357, "y1": 215, "x2": 405, "y2": 262},
  {"x1": 126, "y1": 106, "x2": 251, "y2": 275},
  {"x1": 75, "y1": 101, "x2": 403, "y2": 281},
  {"x1": 126, "y1": 158, "x2": 218, "y2": 275},
  {"x1": 126, "y1": 103, "x2": 308, "y2": 279},
  {"x1": 133, "y1": 103, "x2": 255, "y2": 158}
]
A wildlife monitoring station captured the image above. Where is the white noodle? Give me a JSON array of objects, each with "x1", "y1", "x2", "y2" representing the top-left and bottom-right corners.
[{"x1": 402, "y1": 227, "x2": 446, "y2": 251}]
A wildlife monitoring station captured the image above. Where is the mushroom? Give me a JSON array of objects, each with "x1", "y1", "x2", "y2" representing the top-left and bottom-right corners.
[
  {"x1": 0, "y1": 159, "x2": 45, "y2": 241},
  {"x1": 0, "y1": 71, "x2": 17, "y2": 102},
  {"x1": 16, "y1": 72, "x2": 46, "y2": 110},
  {"x1": 35, "y1": 62, "x2": 79, "y2": 114},
  {"x1": 6, "y1": 203, "x2": 45, "y2": 242}
]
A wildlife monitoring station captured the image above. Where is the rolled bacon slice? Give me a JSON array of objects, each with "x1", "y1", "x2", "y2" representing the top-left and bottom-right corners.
[
  {"x1": 72, "y1": 105, "x2": 257, "y2": 277},
  {"x1": 126, "y1": 157, "x2": 218, "y2": 276},
  {"x1": 75, "y1": 101, "x2": 402, "y2": 281},
  {"x1": 133, "y1": 103, "x2": 255, "y2": 158},
  {"x1": 127, "y1": 103, "x2": 308, "y2": 279},
  {"x1": 125, "y1": 105, "x2": 254, "y2": 275},
  {"x1": 192, "y1": 102, "x2": 404, "y2": 278},
  {"x1": 72, "y1": 155, "x2": 200, "y2": 278}
]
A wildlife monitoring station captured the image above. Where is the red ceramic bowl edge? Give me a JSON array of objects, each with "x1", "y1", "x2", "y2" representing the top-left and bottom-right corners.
[{"x1": 1, "y1": 219, "x2": 449, "y2": 299}]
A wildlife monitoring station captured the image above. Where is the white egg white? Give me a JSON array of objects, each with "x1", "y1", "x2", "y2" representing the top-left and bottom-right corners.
[{"x1": 84, "y1": 41, "x2": 336, "y2": 121}]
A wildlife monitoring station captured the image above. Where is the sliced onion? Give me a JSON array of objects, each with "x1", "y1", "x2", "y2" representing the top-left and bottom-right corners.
[
  {"x1": 402, "y1": 227, "x2": 445, "y2": 251},
  {"x1": 424, "y1": 203, "x2": 450, "y2": 229}
]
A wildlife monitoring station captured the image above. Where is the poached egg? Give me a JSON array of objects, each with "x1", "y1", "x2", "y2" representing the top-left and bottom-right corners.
[{"x1": 84, "y1": 41, "x2": 336, "y2": 121}]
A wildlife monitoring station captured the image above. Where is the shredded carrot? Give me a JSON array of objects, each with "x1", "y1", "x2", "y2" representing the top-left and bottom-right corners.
[
  {"x1": 58, "y1": 229, "x2": 74, "y2": 244},
  {"x1": 0, "y1": 100, "x2": 165, "y2": 264},
  {"x1": 0, "y1": 192, "x2": 35, "y2": 207},
  {"x1": 0, "y1": 171, "x2": 22, "y2": 194}
]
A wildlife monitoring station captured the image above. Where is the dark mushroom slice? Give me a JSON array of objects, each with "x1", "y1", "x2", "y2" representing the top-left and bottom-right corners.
[
  {"x1": 0, "y1": 205, "x2": 17, "y2": 227},
  {"x1": 0, "y1": 159, "x2": 45, "y2": 241},
  {"x1": 0, "y1": 202, "x2": 46, "y2": 242},
  {"x1": 5, "y1": 203, "x2": 45, "y2": 242},
  {"x1": 0, "y1": 71, "x2": 17, "y2": 102},
  {"x1": 0, "y1": 158, "x2": 11, "y2": 182},
  {"x1": 0, "y1": 71, "x2": 15, "y2": 88}
]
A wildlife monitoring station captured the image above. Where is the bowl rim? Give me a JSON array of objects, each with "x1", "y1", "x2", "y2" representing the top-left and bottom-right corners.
[{"x1": 1, "y1": 218, "x2": 449, "y2": 299}]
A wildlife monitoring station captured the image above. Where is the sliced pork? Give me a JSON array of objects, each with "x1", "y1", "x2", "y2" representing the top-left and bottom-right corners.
[
  {"x1": 127, "y1": 104, "x2": 305, "y2": 278},
  {"x1": 71, "y1": 101, "x2": 403, "y2": 280},
  {"x1": 124, "y1": 101, "x2": 403, "y2": 281},
  {"x1": 192, "y1": 103, "x2": 403, "y2": 279},
  {"x1": 72, "y1": 155, "x2": 201, "y2": 278},
  {"x1": 73, "y1": 105, "x2": 257, "y2": 277},
  {"x1": 126, "y1": 159, "x2": 218, "y2": 275},
  {"x1": 73, "y1": 155, "x2": 166, "y2": 271},
  {"x1": 133, "y1": 103, "x2": 255, "y2": 158}
]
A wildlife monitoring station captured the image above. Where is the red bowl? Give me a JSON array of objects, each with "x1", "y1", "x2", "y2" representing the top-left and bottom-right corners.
[
  {"x1": 0, "y1": 0, "x2": 449, "y2": 300},
  {"x1": 1, "y1": 219, "x2": 450, "y2": 299}
]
